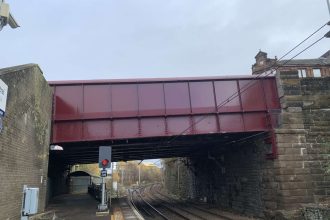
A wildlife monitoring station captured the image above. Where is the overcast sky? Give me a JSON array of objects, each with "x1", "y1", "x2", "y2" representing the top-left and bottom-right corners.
[{"x1": 1, "y1": 1, "x2": 329, "y2": 81}]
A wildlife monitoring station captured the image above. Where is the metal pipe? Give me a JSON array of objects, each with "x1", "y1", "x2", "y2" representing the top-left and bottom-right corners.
[
  {"x1": 97, "y1": 176, "x2": 107, "y2": 211},
  {"x1": 327, "y1": 0, "x2": 330, "y2": 17},
  {"x1": 101, "y1": 177, "x2": 106, "y2": 206}
]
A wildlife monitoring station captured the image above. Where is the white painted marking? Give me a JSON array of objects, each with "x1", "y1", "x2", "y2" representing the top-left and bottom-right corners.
[{"x1": 300, "y1": 148, "x2": 306, "y2": 156}]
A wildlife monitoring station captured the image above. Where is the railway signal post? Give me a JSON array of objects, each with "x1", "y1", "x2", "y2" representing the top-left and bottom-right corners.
[{"x1": 97, "y1": 146, "x2": 112, "y2": 214}]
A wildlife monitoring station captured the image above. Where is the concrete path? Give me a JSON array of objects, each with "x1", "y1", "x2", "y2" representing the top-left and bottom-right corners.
[{"x1": 47, "y1": 194, "x2": 110, "y2": 220}]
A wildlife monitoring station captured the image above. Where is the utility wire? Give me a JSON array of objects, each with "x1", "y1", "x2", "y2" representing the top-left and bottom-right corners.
[
  {"x1": 225, "y1": 131, "x2": 269, "y2": 145},
  {"x1": 204, "y1": 33, "x2": 328, "y2": 150},
  {"x1": 277, "y1": 21, "x2": 329, "y2": 61},
  {"x1": 164, "y1": 35, "x2": 326, "y2": 147},
  {"x1": 154, "y1": 21, "x2": 329, "y2": 151},
  {"x1": 199, "y1": 35, "x2": 326, "y2": 149}
]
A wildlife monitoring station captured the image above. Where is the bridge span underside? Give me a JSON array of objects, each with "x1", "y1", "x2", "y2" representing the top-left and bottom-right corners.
[{"x1": 49, "y1": 76, "x2": 280, "y2": 164}]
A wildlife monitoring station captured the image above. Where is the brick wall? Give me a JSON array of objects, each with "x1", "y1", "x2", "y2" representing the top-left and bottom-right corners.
[{"x1": 0, "y1": 64, "x2": 52, "y2": 219}]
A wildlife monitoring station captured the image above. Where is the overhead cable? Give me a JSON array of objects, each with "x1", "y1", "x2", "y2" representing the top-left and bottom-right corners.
[{"x1": 155, "y1": 21, "x2": 329, "y2": 151}]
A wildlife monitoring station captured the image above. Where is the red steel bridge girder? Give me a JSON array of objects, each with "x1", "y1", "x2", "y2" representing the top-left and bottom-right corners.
[{"x1": 49, "y1": 76, "x2": 280, "y2": 158}]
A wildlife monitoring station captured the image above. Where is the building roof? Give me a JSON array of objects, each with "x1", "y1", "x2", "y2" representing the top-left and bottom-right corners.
[
  {"x1": 320, "y1": 50, "x2": 330, "y2": 59},
  {"x1": 278, "y1": 57, "x2": 330, "y2": 66},
  {"x1": 255, "y1": 50, "x2": 267, "y2": 59}
]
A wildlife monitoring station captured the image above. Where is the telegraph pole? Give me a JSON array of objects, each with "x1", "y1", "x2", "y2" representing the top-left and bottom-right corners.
[
  {"x1": 121, "y1": 168, "x2": 124, "y2": 186},
  {"x1": 138, "y1": 165, "x2": 141, "y2": 185}
]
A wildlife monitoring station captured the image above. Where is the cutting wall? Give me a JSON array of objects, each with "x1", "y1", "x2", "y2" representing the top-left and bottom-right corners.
[{"x1": 0, "y1": 64, "x2": 52, "y2": 219}]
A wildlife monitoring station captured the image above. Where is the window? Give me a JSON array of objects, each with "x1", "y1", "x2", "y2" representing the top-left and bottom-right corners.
[
  {"x1": 313, "y1": 69, "x2": 321, "y2": 77},
  {"x1": 299, "y1": 69, "x2": 306, "y2": 78}
]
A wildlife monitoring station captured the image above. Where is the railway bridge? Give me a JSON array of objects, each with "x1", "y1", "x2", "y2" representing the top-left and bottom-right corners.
[
  {"x1": 46, "y1": 72, "x2": 330, "y2": 218},
  {"x1": 47, "y1": 75, "x2": 283, "y2": 218},
  {"x1": 1, "y1": 65, "x2": 330, "y2": 219},
  {"x1": 49, "y1": 75, "x2": 280, "y2": 164}
]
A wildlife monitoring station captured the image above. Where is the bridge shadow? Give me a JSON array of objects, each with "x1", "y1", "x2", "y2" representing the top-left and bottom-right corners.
[{"x1": 47, "y1": 194, "x2": 108, "y2": 220}]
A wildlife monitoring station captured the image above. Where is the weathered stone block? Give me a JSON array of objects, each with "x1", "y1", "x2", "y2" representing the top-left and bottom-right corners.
[
  {"x1": 286, "y1": 107, "x2": 303, "y2": 112},
  {"x1": 279, "y1": 71, "x2": 300, "y2": 79},
  {"x1": 264, "y1": 201, "x2": 277, "y2": 210},
  {"x1": 310, "y1": 168, "x2": 325, "y2": 175},
  {"x1": 275, "y1": 129, "x2": 306, "y2": 134},
  {"x1": 276, "y1": 175, "x2": 311, "y2": 183},
  {"x1": 280, "y1": 189, "x2": 310, "y2": 197},
  {"x1": 280, "y1": 124, "x2": 305, "y2": 129},
  {"x1": 293, "y1": 168, "x2": 311, "y2": 175},
  {"x1": 278, "y1": 155, "x2": 304, "y2": 161},
  {"x1": 281, "y1": 87, "x2": 302, "y2": 96},
  {"x1": 276, "y1": 134, "x2": 306, "y2": 144},
  {"x1": 282, "y1": 196, "x2": 314, "y2": 206}
]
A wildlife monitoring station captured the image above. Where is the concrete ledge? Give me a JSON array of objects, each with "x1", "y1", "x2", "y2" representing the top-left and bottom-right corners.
[
  {"x1": 96, "y1": 210, "x2": 109, "y2": 216},
  {"x1": 29, "y1": 211, "x2": 56, "y2": 220}
]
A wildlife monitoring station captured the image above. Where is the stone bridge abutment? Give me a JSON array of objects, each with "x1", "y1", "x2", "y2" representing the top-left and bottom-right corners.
[{"x1": 164, "y1": 71, "x2": 330, "y2": 218}]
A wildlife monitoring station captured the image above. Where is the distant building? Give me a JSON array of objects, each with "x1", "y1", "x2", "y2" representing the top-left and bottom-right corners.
[{"x1": 252, "y1": 50, "x2": 330, "y2": 77}]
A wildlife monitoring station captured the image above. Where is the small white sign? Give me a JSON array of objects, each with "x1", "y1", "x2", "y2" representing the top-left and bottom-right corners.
[
  {"x1": 100, "y1": 169, "x2": 107, "y2": 177},
  {"x1": 0, "y1": 79, "x2": 8, "y2": 116}
]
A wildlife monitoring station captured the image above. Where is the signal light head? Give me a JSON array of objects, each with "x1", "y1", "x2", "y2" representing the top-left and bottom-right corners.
[{"x1": 101, "y1": 159, "x2": 109, "y2": 167}]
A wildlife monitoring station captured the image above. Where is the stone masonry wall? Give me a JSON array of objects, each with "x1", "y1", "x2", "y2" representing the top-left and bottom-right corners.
[
  {"x1": 274, "y1": 71, "x2": 330, "y2": 210},
  {"x1": 191, "y1": 143, "x2": 270, "y2": 217},
  {"x1": 164, "y1": 71, "x2": 330, "y2": 218},
  {"x1": 164, "y1": 158, "x2": 196, "y2": 200},
  {"x1": 164, "y1": 140, "x2": 275, "y2": 218},
  {"x1": 0, "y1": 64, "x2": 53, "y2": 219}
]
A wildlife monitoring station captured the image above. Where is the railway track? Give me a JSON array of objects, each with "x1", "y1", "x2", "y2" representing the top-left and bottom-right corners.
[
  {"x1": 128, "y1": 184, "x2": 246, "y2": 220},
  {"x1": 129, "y1": 188, "x2": 170, "y2": 220},
  {"x1": 149, "y1": 193, "x2": 232, "y2": 220}
]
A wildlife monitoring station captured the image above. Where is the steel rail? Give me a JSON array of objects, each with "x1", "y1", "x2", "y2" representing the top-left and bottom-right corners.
[
  {"x1": 149, "y1": 193, "x2": 209, "y2": 220},
  {"x1": 128, "y1": 189, "x2": 140, "y2": 214},
  {"x1": 127, "y1": 189, "x2": 145, "y2": 220},
  {"x1": 145, "y1": 185, "x2": 212, "y2": 220},
  {"x1": 131, "y1": 189, "x2": 154, "y2": 217},
  {"x1": 137, "y1": 190, "x2": 170, "y2": 220},
  {"x1": 145, "y1": 196, "x2": 192, "y2": 220},
  {"x1": 133, "y1": 183, "x2": 252, "y2": 220},
  {"x1": 152, "y1": 186, "x2": 234, "y2": 220},
  {"x1": 130, "y1": 187, "x2": 170, "y2": 220}
]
